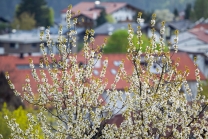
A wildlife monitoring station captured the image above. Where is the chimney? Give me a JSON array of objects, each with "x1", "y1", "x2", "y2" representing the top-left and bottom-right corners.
[
  {"x1": 19, "y1": 53, "x2": 24, "y2": 59},
  {"x1": 95, "y1": 0, "x2": 101, "y2": 6},
  {"x1": 93, "y1": 13, "x2": 97, "y2": 19}
]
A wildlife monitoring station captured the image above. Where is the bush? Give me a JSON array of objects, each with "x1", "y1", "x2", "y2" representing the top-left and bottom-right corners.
[{"x1": 0, "y1": 103, "x2": 44, "y2": 139}]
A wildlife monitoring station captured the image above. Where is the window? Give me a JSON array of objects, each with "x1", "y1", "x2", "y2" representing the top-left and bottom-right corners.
[
  {"x1": 10, "y1": 43, "x2": 15, "y2": 48},
  {"x1": 32, "y1": 43, "x2": 36, "y2": 48},
  {"x1": 205, "y1": 57, "x2": 208, "y2": 65},
  {"x1": 141, "y1": 62, "x2": 147, "y2": 67},
  {"x1": 153, "y1": 64, "x2": 157, "y2": 69},
  {"x1": 10, "y1": 43, "x2": 19, "y2": 49},
  {"x1": 0, "y1": 43, "x2": 3, "y2": 47},
  {"x1": 15, "y1": 43, "x2": 19, "y2": 49},
  {"x1": 16, "y1": 64, "x2": 40, "y2": 69},
  {"x1": 93, "y1": 70, "x2": 99, "y2": 76},
  {"x1": 113, "y1": 61, "x2": 122, "y2": 66},
  {"x1": 111, "y1": 69, "x2": 117, "y2": 75}
]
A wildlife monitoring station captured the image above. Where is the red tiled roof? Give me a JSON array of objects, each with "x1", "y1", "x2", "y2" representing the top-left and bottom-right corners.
[
  {"x1": 93, "y1": 35, "x2": 108, "y2": 48},
  {"x1": 189, "y1": 28, "x2": 208, "y2": 43},
  {"x1": 77, "y1": 52, "x2": 206, "y2": 90},
  {"x1": 171, "y1": 52, "x2": 206, "y2": 81},
  {"x1": 106, "y1": 113, "x2": 124, "y2": 127},
  {"x1": 0, "y1": 52, "x2": 205, "y2": 106},
  {"x1": 0, "y1": 55, "x2": 43, "y2": 93},
  {"x1": 61, "y1": 2, "x2": 128, "y2": 19},
  {"x1": 77, "y1": 9, "x2": 102, "y2": 19},
  {"x1": 194, "y1": 24, "x2": 208, "y2": 30},
  {"x1": 0, "y1": 55, "x2": 106, "y2": 106},
  {"x1": 76, "y1": 53, "x2": 132, "y2": 90}
]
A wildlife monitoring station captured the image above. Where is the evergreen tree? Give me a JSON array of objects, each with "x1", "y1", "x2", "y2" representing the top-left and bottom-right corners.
[
  {"x1": 142, "y1": 11, "x2": 153, "y2": 23},
  {"x1": 96, "y1": 9, "x2": 107, "y2": 27},
  {"x1": 193, "y1": 0, "x2": 208, "y2": 20},
  {"x1": 173, "y1": 8, "x2": 179, "y2": 18},
  {"x1": 0, "y1": 72, "x2": 24, "y2": 110},
  {"x1": 185, "y1": 3, "x2": 192, "y2": 19},
  {"x1": 16, "y1": 0, "x2": 54, "y2": 27}
]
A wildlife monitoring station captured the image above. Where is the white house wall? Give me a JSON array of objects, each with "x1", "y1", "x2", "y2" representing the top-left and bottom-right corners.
[
  {"x1": 61, "y1": 13, "x2": 67, "y2": 26},
  {"x1": 111, "y1": 7, "x2": 136, "y2": 22},
  {"x1": 61, "y1": 6, "x2": 136, "y2": 26},
  {"x1": 102, "y1": 91, "x2": 128, "y2": 115},
  {"x1": 189, "y1": 54, "x2": 208, "y2": 78},
  {"x1": 185, "y1": 81, "x2": 198, "y2": 101}
]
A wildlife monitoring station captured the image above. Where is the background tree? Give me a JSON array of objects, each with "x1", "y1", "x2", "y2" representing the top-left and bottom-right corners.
[
  {"x1": 173, "y1": 8, "x2": 179, "y2": 17},
  {"x1": 105, "y1": 14, "x2": 115, "y2": 23},
  {"x1": 16, "y1": 0, "x2": 54, "y2": 27},
  {"x1": 11, "y1": 12, "x2": 36, "y2": 30},
  {"x1": 0, "y1": 22, "x2": 9, "y2": 34},
  {"x1": 0, "y1": 72, "x2": 24, "y2": 110},
  {"x1": 185, "y1": 3, "x2": 192, "y2": 19},
  {"x1": 104, "y1": 29, "x2": 149, "y2": 53},
  {"x1": 193, "y1": 0, "x2": 208, "y2": 20},
  {"x1": 48, "y1": 8, "x2": 54, "y2": 26},
  {"x1": 173, "y1": 8, "x2": 179, "y2": 20},
  {"x1": 155, "y1": 9, "x2": 174, "y2": 22},
  {"x1": 0, "y1": 0, "x2": 196, "y2": 22},
  {"x1": 0, "y1": 104, "x2": 44, "y2": 138},
  {"x1": 0, "y1": 58, "x2": 24, "y2": 110},
  {"x1": 142, "y1": 11, "x2": 153, "y2": 23},
  {"x1": 96, "y1": 9, "x2": 107, "y2": 27}
]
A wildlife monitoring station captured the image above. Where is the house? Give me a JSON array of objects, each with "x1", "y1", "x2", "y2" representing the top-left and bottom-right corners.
[
  {"x1": 88, "y1": 22, "x2": 148, "y2": 51},
  {"x1": 0, "y1": 27, "x2": 83, "y2": 56},
  {"x1": 0, "y1": 55, "x2": 106, "y2": 107},
  {"x1": 0, "y1": 51, "x2": 205, "y2": 108},
  {"x1": 76, "y1": 51, "x2": 205, "y2": 114},
  {"x1": 0, "y1": 29, "x2": 59, "y2": 56},
  {"x1": 194, "y1": 22, "x2": 208, "y2": 30},
  {"x1": 170, "y1": 26, "x2": 208, "y2": 47},
  {"x1": 193, "y1": 17, "x2": 208, "y2": 28},
  {"x1": 170, "y1": 26, "x2": 208, "y2": 78},
  {"x1": 94, "y1": 22, "x2": 148, "y2": 36},
  {"x1": 61, "y1": 1, "x2": 142, "y2": 28},
  {"x1": 177, "y1": 44, "x2": 208, "y2": 78},
  {"x1": 171, "y1": 52, "x2": 206, "y2": 101},
  {"x1": 0, "y1": 30, "x2": 44, "y2": 56},
  {"x1": 166, "y1": 19, "x2": 194, "y2": 39}
]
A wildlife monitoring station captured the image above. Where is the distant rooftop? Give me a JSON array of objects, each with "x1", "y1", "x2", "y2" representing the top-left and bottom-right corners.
[
  {"x1": 61, "y1": 2, "x2": 142, "y2": 20},
  {"x1": 0, "y1": 30, "x2": 61, "y2": 44},
  {"x1": 178, "y1": 44, "x2": 208, "y2": 55},
  {"x1": 94, "y1": 22, "x2": 148, "y2": 35},
  {"x1": 170, "y1": 26, "x2": 208, "y2": 47},
  {"x1": 0, "y1": 26, "x2": 85, "y2": 44},
  {"x1": 167, "y1": 20, "x2": 194, "y2": 32}
]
